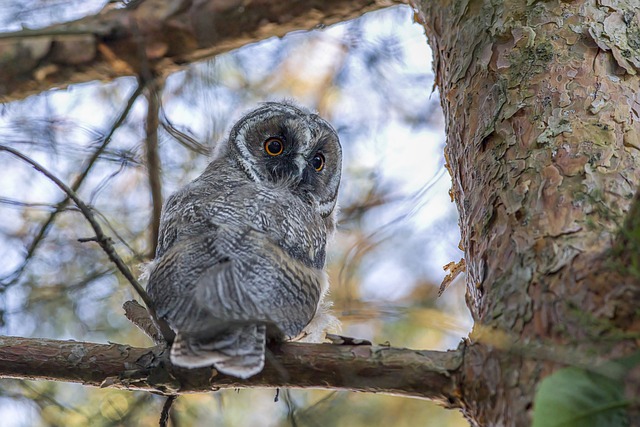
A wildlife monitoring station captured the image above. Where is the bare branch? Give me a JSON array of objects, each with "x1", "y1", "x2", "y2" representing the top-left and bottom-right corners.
[
  {"x1": 0, "y1": 0, "x2": 404, "y2": 102},
  {"x1": 159, "y1": 395, "x2": 177, "y2": 427},
  {"x1": 1, "y1": 83, "x2": 145, "y2": 287},
  {"x1": 160, "y1": 112, "x2": 209, "y2": 155},
  {"x1": 144, "y1": 79, "x2": 164, "y2": 259},
  {"x1": 0, "y1": 336, "x2": 464, "y2": 405},
  {"x1": 0, "y1": 145, "x2": 174, "y2": 343}
]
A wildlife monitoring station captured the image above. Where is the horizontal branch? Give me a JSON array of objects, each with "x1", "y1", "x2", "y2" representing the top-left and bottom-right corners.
[
  {"x1": 0, "y1": 336, "x2": 463, "y2": 406},
  {"x1": 0, "y1": 0, "x2": 402, "y2": 102}
]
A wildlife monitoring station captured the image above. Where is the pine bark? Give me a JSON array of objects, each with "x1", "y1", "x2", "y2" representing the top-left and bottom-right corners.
[
  {"x1": 0, "y1": 336, "x2": 462, "y2": 403},
  {"x1": 415, "y1": 0, "x2": 640, "y2": 424}
]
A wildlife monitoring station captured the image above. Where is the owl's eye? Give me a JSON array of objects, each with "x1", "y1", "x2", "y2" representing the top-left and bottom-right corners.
[
  {"x1": 311, "y1": 152, "x2": 325, "y2": 172},
  {"x1": 264, "y1": 137, "x2": 284, "y2": 156}
]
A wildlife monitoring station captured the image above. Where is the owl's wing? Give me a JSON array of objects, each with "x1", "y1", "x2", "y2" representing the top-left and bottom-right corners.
[
  {"x1": 154, "y1": 189, "x2": 210, "y2": 259},
  {"x1": 147, "y1": 227, "x2": 321, "y2": 339},
  {"x1": 147, "y1": 233, "x2": 226, "y2": 329}
]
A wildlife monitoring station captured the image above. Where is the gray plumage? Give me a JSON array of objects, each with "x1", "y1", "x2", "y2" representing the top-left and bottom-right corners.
[{"x1": 146, "y1": 101, "x2": 342, "y2": 379}]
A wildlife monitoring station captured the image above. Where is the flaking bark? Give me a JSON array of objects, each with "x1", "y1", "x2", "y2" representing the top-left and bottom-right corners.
[
  {"x1": 415, "y1": 0, "x2": 640, "y2": 424},
  {"x1": 0, "y1": 335, "x2": 464, "y2": 404}
]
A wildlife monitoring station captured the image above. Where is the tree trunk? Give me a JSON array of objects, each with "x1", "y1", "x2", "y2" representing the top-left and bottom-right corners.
[{"x1": 415, "y1": 0, "x2": 640, "y2": 424}]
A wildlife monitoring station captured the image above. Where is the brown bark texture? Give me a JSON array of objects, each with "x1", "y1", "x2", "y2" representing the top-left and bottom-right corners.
[
  {"x1": 415, "y1": 0, "x2": 640, "y2": 424},
  {"x1": 0, "y1": 0, "x2": 401, "y2": 102},
  {"x1": 0, "y1": 335, "x2": 462, "y2": 404}
]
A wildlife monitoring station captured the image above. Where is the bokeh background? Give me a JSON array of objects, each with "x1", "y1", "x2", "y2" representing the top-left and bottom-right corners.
[{"x1": 0, "y1": 2, "x2": 472, "y2": 426}]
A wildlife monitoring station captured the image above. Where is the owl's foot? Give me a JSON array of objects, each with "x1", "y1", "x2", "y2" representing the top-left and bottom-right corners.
[{"x1": 325, "y1": 333, "x2": 371, "y2": 346}]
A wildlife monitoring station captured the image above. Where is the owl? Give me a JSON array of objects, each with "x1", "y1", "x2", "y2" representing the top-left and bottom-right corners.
[{"x1": 146, "y1": 101, "x2": 342, "y2": 379}]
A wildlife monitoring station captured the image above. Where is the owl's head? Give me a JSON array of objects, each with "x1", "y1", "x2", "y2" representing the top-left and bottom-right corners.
[{"x1": 220, "y1": 101, "x2": 342, "y2": 218}]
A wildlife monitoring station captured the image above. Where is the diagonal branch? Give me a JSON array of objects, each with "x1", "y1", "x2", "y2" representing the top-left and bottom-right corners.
[
  {"x1": 0, "y1": 0, "x2": 404, "y2": 102},
  {"x1": 1, "y1": 83, "x2": 145, "y2": 287},
  {"x1": 0, "y1": 335, "x2": 464, "y2": 405},
  {"x1": 159, "y1": 110, "x2": 209, "y2": 155},
  {"x1": 0, "y1": 145, "x2": 174, "y2": 342}
]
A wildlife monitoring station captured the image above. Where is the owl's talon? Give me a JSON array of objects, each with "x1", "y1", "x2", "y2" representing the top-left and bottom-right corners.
[{"x1": 326, "y1": 333, "x2": 372, "y2": 346}]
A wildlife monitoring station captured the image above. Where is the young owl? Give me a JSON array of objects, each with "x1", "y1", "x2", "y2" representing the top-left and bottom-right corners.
[{"x1": 146, "y1": 101, "x2": 342, "y2": 379}]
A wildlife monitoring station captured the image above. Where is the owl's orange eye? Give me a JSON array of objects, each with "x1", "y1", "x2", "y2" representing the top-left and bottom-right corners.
[
  {"x1": 311, "y1": 152, "x2": 325, "y2": 172},
  {"x1": 264, "y1": 137, "x2": 284, "y2": 156}
]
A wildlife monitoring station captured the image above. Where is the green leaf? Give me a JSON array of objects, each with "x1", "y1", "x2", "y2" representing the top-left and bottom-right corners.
[{"x1": 531, "y1": 366, "x2": 629, "y2": 427}]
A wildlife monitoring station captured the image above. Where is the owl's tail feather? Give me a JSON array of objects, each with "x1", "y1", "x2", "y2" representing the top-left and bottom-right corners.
[{"x1": 170, "y1": 324, "x2": 266, "y2": 379}]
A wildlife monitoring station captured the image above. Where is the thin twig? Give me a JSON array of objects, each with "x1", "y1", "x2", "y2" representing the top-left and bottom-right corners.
[
  {"x1": 0, "y1": 196, "x2": 64, "y2": 210},
  {"x1": 92, "y1": 208, "x2": 147, "y2": 263},
  {"x1": 159, "y1": 107, "x2": 209, "y2": 155},
  {"x1": 281, "y1": 389, "x2": 300, "y2": 427},
  {"x1": 4, "y1": 268, "x2": 114, "y2": 317},
  {"x1": 159, "y1": 395, "x2": 177, "y2": 427},
  {"x1": 20, "y1": 382, "x2": 89, "y2": 417},
  {"x1": 0, "y1": 27, "x2": 101, "y2": 40},
  {"x1": 1, "y1": 82, "x2": 145, "y2": 287},
  {"x1": 144, "y1": 79, "x2": 164, "y2": 259},
  {"x1": 0, "y1": 144, "x2": 174, "y2": 342}
]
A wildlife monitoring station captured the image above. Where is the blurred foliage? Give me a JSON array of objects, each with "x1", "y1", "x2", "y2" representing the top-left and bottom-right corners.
[
  {"x1": 531, "y1": 353, "x2": 640, "y2": 427},
  {"x1": 0, "y1": 1, "x2": 471, "y2": 426},
  {"x1": 532, "y1": 367, "x2": 629, "y2": 427}
]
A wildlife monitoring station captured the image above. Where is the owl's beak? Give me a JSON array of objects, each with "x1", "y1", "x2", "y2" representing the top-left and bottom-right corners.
[
  {"x1": 275, "y1": 154, "x2": 306, "y2": 186},
  {"x1": 294, "y1": 154, "x2": 307, "y2": 179}
]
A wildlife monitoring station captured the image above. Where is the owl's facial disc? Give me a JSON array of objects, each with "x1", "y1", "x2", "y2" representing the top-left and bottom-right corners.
[{"x1": 226, "y1": 101, "x2": 341, "y2": 217}]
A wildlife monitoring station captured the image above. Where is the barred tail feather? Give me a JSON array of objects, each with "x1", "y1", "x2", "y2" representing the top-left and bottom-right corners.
[{"x1": 170, "y1": 324, "x2": 266, "y2": 379}]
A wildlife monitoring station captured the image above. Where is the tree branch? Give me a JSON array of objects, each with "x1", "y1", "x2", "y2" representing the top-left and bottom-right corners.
[
  {"x1": 0, "y1": 335, "x2": 464, "y2": 405},
  {"x1": 159, "y1": 395, "x2": 177, "y2": 427},
  {"x1": 0, "y1": 0, "x2": 404, "y2": 102},
  {"x1": 0, "y1": 82, "x2": 144, "y2": 287},
  {"x1": 144, "y1": 79, "x2": 164, "y2": 259},
  {"x1": 0, "y1": 145, "x2": 174, "y2": 343}
]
